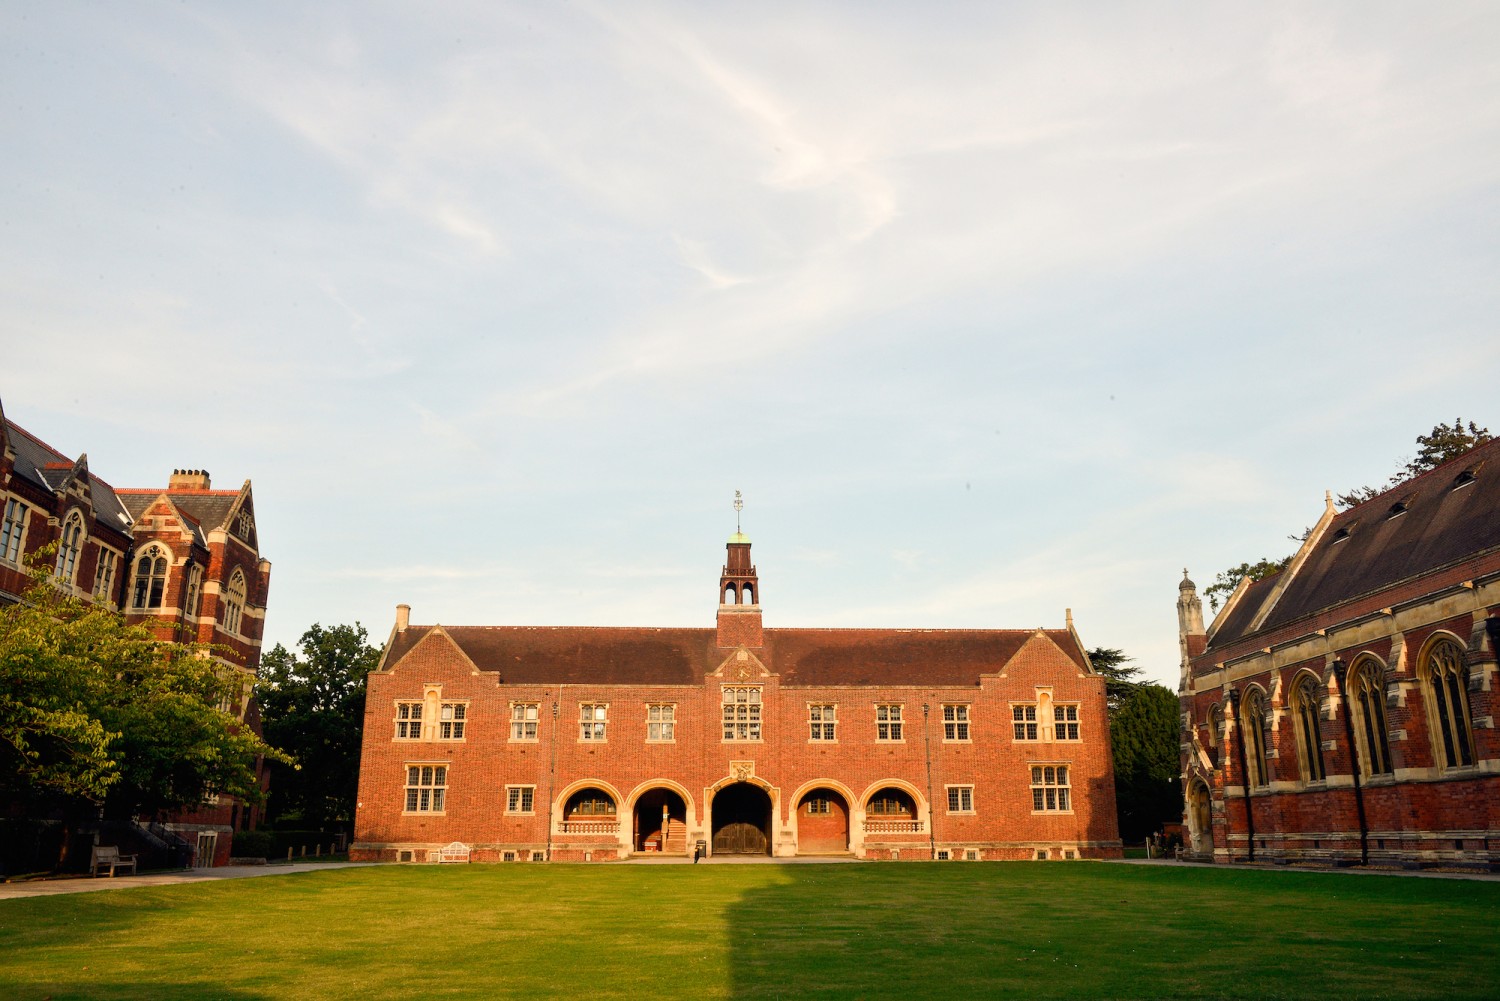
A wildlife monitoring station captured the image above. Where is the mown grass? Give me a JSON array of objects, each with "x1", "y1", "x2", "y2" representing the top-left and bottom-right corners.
[{"x1": 2, "y1": 862, "x2": 1497, "y2": 1000}]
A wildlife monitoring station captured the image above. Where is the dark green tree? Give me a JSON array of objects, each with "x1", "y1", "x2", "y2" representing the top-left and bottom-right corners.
[
  {"x1": 1203, "y1": 556, "x2": 1291, "y2": 612},
  {"x1": 256, "y1": 623, "x2": 380, "y2": 830},
  {"x1": 1087, "y1": 647, "x2": 1143, "y2": 711},
  {"x1": 1109, "y1": 683, "x2": 1184, "y2": 844}
]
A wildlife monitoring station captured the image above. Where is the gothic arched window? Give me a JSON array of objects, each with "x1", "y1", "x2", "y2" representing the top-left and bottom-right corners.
[
  {"x1": 1424, "y1": 638, "x2": 1473, "y2": 769},
  {"x1": 55, "y1": 511, "x2": 85, "y2": 583},
  {"x1": 222, "y1": 570, "x2": 246, "y2": 635},
  {"x1": 131, "y1": 544, "x2": 170, "y2": 609},
  {"x1": 1240, "y1": 689, "x2": 1269, "y2": 788},
  {"x1": 1350, "y1": 658, "x2": 1392, "y2": 777},
  {"x1": 1291, "y1": 674, "x2": 1325, "y2": 783}
]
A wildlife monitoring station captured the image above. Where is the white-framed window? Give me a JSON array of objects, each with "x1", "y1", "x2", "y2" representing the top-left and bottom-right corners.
[
  {"x1": 946, "y1": 786, "x2": 975, "y2": 814},
  {"x1": 805, "y1": 797, "x2": 832, "y2": 815},
  {"x1": 183, "y1": 563, "x2": 203, "y2": 617},
  {"x1": 722, "y1": 685, "x2": 762, "y2": 741},
  {"x1": 506, "y1": 785, "x2": 535, "y2": 814},
  {"x1": 647, "y1": 703, "x2": 675, "y2": 742},
  {"x1": 55, "y1": 511, "x2": 85, "y2": 583},
  {"x1": 92, "y1": 548, "x2": 119, "y2": 601},
  {"x1": 1012, "y1": 704, "x2": 1038, "y2": 741},
  {"x1": 395, "y1": 702, "x2": 423, "y2": 740},
  {"x1": 222, "y1": 570, "x2": 246, "y2": 634},
  {"x1": 1030, "y1": 765, "x2": 1071, "y2": 813},
  {"x1": 579, "y1": 703, "x2": 608, "y2": 741},
  {"x1": 0, "y1": 498, "x2": 28, "y2": 564},
  {"x1": 510, "y1": 702, "x2": 539, "y2": 741},
  {"x1": 875, "y1": 703, "x2": 903, "y2": 741},
  {"x1": 131, "y1": 544, "x2": 171, "y2": 610},
  {"x1": 1053, "y1": 704, "x2": 1079, "y2": 741},
  {"x1": 935, "y1": 849, "x2": 951, "y2": 861},
  {"x1": 943, "y1": 704, "x2": 970, "y2": 741},
  {"x1": 439, "y1": 702, "x2": 467, "y2": 740},
  {"x1": 808, "y1": 704, "x2": 836, "y2": 741},
  {"x1": 404, "y1": 764, "x2": 447, "y2": 813}
]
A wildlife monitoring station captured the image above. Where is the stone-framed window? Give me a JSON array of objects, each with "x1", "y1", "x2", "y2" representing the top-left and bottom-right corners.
[
  {"x1": 1030, "y1": 764, "x2": 1071, "y2": 813},
  {"x1": 1291, "y1": 674, "x2": 1325, "y2": 783},
  {"x1": 1053, "y1": 704, "x2": 1079, "y2": 741},
  {"x1": 183, "y1": 563, "x2": 203, "y2": 617},
  {"x1": 579, "y1": 703, "x2": 608, "y2": 742},
  {"x1": 942, "y1": 704, "x2": 970, "y2": 742},
  {"x1": 438, "y1": 702, "x2": 467, "y2": 740},
  {"x1": 1350, "y1": 657, "x2": 1392, "y2": 777},
  {"x1": 1240, "y1": 689, "x2": 1270, "y2": 788},
  {"x1": 1012, "y1": 704, "x2": 1038, "y2": 741},
  {"x1": 222, "y1": 570, "x2": 246, "y2": 634},
  {"x1": 395, "y1": 701, "x2": 423, "y2": 740},
  {"x1": 510, "y1": 702, "x2": 539, "y2": 741},
  {"x1": 647, "y1": 703, "x2": 675, "y2": 742},
  {"x1": 722, "y1": 685, "x2": 762, "y2": 741},
  {"x1": 875, "y1": 703, "x2": 903, "y2": 741},
  {"x1": 54, "y1": 511, "x2": 85, "y2": 584},
  {"x1": 506, "y1": 785, "x2": 535, "y2": 814},
  {"x1": 92, "y1": 548, "x2": 119, "y2": 601},
  {"x1": 946, "y1": 785, "x2": 975, "y2": 814},
  {"x1": 404, "y1": 764, "x2": 447, "y2": 813},
  {"x1": 1423, "y1": 637, "x2": 1474, "y2": 769},
  {"x1": 0, "y1": 498, "x2": 28, "y2": 565},
  {"x1": 808, "y1": 704, "x2": 836, "y2": 742},
  {"x1": 130, "y1": 544, "x2": 171, "y2": 610}
]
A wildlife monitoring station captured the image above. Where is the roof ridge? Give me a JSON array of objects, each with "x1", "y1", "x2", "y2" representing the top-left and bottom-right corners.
[{"x1": 1343, "y1": 435, "x2": 1499, "y2": 513}]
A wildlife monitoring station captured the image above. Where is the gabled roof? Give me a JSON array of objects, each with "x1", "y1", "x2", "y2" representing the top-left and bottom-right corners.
[
  {"x1": 1207, "y1": 436, "x2": 1500, "y2": 650},
  {"x1": 2, "y1": 418, "x2": 133, "y2": 533},
  {"x1": 382, "y1": 624, "x2": 1089, "y2": 687}
]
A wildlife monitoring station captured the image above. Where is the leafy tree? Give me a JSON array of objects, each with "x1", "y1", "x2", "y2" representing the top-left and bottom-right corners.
[
  {"x1": 1088, "y1": 647, "x2": 1142, "y2": 711},
  {"x1": 256, "y1": 623, "x2": 380, "y2": 830},
  {"x1": 1203, "y1": 556, "x2": 1290, "y2": 613},
  {"x1": 0, "y1": 563, "x2": 285, "y2": 867},
  {"x1": 1109, "y1": 683, "x2": 1184, "y2": 844}
]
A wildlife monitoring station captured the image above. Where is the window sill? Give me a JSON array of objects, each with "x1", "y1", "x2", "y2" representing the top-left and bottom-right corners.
[
  {"x1": 508, "y1": 738, "x2": 539, "y2": 744},
  {"x1": 1030, "y1": 811, "x2": 1076, "y2": 816},
  {"x1": 402, "y1": 811, "x2": 447, "y2": 817},
  {"x1": 504, "y1": 811, "x2": 536, "y2": 817}
]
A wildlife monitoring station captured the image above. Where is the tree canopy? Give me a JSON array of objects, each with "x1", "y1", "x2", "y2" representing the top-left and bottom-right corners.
[
  {"x1": 1109, "y1": 682, "x2": 1184, "y2": 843},
  {"x1": 0, "y1": 564, "x2": 283, "y2": 821},
  {"x1": 1087, "y1": 647, "x2": 1143, "y2": 712},
  {"x1": 256, "y1": 622, "x2": 379, "y2": 830}
]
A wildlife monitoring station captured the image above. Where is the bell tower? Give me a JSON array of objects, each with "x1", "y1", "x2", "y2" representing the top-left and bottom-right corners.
[
  {"x1": 1177, "y1": 569, "x2": 1206, "y2": 692},
  {"x1": 716, "y1": 491, "x2": 763, "y2": 648}
]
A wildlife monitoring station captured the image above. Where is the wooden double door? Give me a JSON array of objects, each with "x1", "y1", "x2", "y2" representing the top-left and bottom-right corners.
[{"x1": 711, "y1": 783, "x2": 770, "y2": 855}]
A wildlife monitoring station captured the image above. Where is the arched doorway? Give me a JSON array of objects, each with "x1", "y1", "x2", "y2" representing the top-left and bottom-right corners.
[
  {"x1": 633, "y1": 788, "x2": 687, "y2": 854},
  {"x1": 796, "y1": 788, "x2": 850, "y2": 854},
  {"x1": 712, "y1": 782, "x2": 771, "y2": 855},
  {"x1": 1188, "y1": 780, "x2": 1212, "y2": 854}
]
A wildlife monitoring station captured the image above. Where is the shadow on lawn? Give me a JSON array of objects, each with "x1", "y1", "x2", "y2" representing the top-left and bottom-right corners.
[{"x1": 19, "y1": 982, "x2": 275, "y2": 1001}]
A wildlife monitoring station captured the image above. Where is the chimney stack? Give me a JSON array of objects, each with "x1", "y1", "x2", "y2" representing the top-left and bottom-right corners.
[
  {"x1": 396, "y1": 604, "x2": 410, "y2": 632},
  {"x1": 169, "y1": 468, "x2": 211, "y2": 490}
]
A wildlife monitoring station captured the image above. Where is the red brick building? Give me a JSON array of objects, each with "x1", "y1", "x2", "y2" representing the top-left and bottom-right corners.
[
  {"x1": 352, "y1": 529, "x2": 1120, "y2": 862},
  {"x1": 1178, "y1": 438, "x2": 1500, "y2": 869},
  {"x1": 0, "y1": 395, "x2": 271, "y2": 867}
]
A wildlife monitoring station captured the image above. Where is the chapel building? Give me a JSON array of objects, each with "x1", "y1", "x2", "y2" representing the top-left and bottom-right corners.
[
  {"x1": 351, "y1": 527, "x2": 1120, "y2": 862},
  {"x1": 1178, "y1": 438, "x2": 1500, "y2": 869},
  {"x1": 0, "y1": 394, "x2": 271, "y2": 867}
]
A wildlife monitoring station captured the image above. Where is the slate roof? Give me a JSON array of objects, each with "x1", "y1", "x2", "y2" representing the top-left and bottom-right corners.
[
  {"x1": 384, "y1": 624, "x2": 1088, "y2": 687},
  {"x1": 116, "y1": 489, "x2": 240, "y2": 549},
  {"x1": 3, "y1": 420, "x2": 134, "y2": 533},
  {"x1": 1207, "y1": 436, "x2": 1500, "y2": 650}
]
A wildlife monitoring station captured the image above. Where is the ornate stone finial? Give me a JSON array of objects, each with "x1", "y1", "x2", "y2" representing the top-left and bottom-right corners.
[{"x1": 734, "y1": 490, "x2": 743, "y2": 532}]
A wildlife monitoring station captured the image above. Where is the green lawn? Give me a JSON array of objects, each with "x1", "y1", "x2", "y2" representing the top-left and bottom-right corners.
[{"x1": 2, "y1": 862, "x2": 1497, "y2": 1000}]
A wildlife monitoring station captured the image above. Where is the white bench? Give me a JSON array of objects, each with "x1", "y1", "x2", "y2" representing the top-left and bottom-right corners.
[
  {"x1": 91, "y1": 845, "x2": 139, "y2": 877},
  {"x1": 428, "y1": 841, "x2": 471, "y2": 864}
]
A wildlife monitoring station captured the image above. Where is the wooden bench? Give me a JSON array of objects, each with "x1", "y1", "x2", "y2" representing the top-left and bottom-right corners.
[
  {"x1": 91, "y1": 845, "x2": 139, "y2": 877},
  {"x1": 428, "y1": 841, "x2": 471, "y2": 864}
]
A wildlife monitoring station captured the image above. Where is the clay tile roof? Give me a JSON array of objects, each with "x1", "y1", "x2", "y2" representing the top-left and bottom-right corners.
[{"x1": 385, "y1": 624, "x2": 1087, "y2": 687}]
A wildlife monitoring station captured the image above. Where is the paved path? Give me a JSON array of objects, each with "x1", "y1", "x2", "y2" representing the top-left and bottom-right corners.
[
  {"x1": 1106, "y1": 856, "x2": 1500, "y2": 881},
  {"x1": 0, "y1": 862, "x2": 380, "y2": 901}
]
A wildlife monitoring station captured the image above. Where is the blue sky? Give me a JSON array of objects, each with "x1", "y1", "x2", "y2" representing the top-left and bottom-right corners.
[{"x1": 4, "y1": 2, "x2": 1498, "y2": 687}]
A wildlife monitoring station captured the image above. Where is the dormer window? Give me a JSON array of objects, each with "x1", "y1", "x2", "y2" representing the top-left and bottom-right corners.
[
  {"x1": 1332, "y1": 527, "x2": 1352, "y2": 543},
  {"x1": 236, "y1": 511, "x2": 253, "y2": 540},
  {"x1": 1453, "y1": 469, "x2": 1477, "y2": 489},
  {"x1": 1387, "y1": 501, "x2": 1408, "y2": 519}
]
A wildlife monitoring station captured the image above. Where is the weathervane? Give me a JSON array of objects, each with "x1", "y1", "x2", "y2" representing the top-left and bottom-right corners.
[{"x1": 734, "y1": 490, "x2": 743, "y2": 532}]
